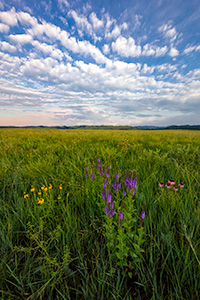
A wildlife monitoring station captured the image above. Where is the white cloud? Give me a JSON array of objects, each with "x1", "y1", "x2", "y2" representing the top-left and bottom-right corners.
[
  {"x1": 158, "y1": 23, "x2": 177, "y2": 42},
  {"x1": 169, "y1": 47, "x2": 179, "y2": 57},
  {"x1": 142, "y1": 44, "x2": 168, "y2": 57},
  {"x1": 9, "y1": 34, "x2": 33, "y2": 44},
  {"x1": 0, "y1": 8, "x2": 18, "y2": 26},
  {"x1": 183, "y1": 45, "x2": 200, "y2": 54},
  {"x1": 0, "y1": 23, "x2": 10, "y2": 33},
  {"x1": 105, "y1": 22, "x2": 128, "y2": 39},
  {"x1": 32, "y1": 40, "x2": 64, "y2": 60},
  {"x1": 58, "y1": 0, "x2": 70, "y2": 12},
  {"x1": 112, "y1": 36, "x2": 141, "y2": 57},
  {"x1": 102, "y1": 44, "x2": 110, "y2": 55},
  {"x1": 0, "y1": 41, "x2": 17, "y2": 52},
  {"x1": 89, "y1": 12, "x2": 104, "y2": 30}
]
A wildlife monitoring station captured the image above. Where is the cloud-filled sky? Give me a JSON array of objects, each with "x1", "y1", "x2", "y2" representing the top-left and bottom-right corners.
[{"x1": 0, "y1": 0, "x2": 200, "y2": 126}]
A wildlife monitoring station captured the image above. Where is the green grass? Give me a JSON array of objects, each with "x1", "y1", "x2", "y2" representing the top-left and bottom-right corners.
[{"x1": 0, "y1": 128, "x2": 199, "y2": 299}]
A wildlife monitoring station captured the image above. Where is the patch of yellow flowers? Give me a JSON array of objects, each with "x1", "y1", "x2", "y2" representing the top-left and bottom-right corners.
[{"x1": 23, "y1": 183, "x2": 63, "y2": 204}]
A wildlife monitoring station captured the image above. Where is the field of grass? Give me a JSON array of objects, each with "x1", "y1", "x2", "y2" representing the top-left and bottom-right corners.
[{"x1": 0, "y1": 128, "x2": 199, "y2": 300}]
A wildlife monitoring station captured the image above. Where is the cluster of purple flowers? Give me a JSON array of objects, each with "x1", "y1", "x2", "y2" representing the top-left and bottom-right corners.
[
  {"x1": 85, "y1": 159, "x2": 145, "y2": 222},
  {"x1": 159, "y1": 179, "x2": 184, "y2": 191}
]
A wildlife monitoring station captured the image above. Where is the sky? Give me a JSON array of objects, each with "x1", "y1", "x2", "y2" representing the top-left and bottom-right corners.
[{"x1": 0, "y1": 0, "x2": 200, "y2": 126}]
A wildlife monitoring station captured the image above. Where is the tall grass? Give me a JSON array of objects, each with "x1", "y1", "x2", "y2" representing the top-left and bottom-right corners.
[{"x1": 0, "y1": 129, "x2": 199, "y2": 299}]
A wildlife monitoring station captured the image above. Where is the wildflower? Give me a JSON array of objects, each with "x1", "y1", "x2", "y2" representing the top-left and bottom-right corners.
[
  {"x1": 110, "y1": 203, "x2": 114, "y2": 209},
  {"x1": 109, "y1": 210, "x2": 115, "y2": 217},
  {"x1": 106, "y1": 172, "x2": 109, "y2": 178},
  {"x1": 48, "y1": 184, "x2": 52, "y2": 189},
  {"x1": 141, "y1": 210, "x2": 145, "y2": 219},
  {"x1": 168, "y1": 179, "x2": 175, "y2": 185},
  {"x1": 38, "y1": 190, "x2": 41, "y2": 195},
  {"x1": 165, "y1": 183, "x2": 171, "y2": 188},
  {"x1": 98, "y1": 158, "x2": 100, "y2": 163},
  {"x1": 30, "y1": 186, "x2": 35, "y2": 192},
  {"x1": 92, "y1": 174, "x2": 96, "y2": 181},
  {"x1": 105, "y1": 206, "x2": 109, "y2": 214},
  {"x1": 178, "y1": 183, "x2": 184, "y2": 188},
  {"x1": 85, "y1": 173, "x2": 87, "y2": 178},
  {"x1": 24, "y1": 193, "x2": 28, "y2": 199},
  {"x1": 159, "y1": 182, "x2": 164, "y2": 187},
  {"x1": 108, "y1": 165, "x2": 111, "y2": 170},
  {"x1": 119, "y1": 211, "x2": 123, "y2": 220},
  {"x1": 86, "y1": 166, "x2": 88, "y2": 172},
  {"x1": 101, "y1": 191, "x2": 105, "y2": 200},
  {"x1": 41, "y1": 186, "x2": 45, "y2": 190},
  {"x1": 123, "y1": 191, "x2": 126, "y2": 196},
  {"x1": 174, "y1": 186, "x2": 179, "y2": 191},
  {"x1": 44, "y1": 187, "x2": 48, "y2": 192},
  {"x1": 38, "y1": 198, "x2": 44, "y2": 204},
  {"x1": 103, "y1": 182, "x2": 106, "y2": 189},
  {"x1": 107, "y1": 190, "x2": 112, "y2": 203},
  {"x1": 59, "y1": 185, "x2": 62, "y2": 190},
  {"x1": 115, "y1": 172, "x2": 119, "y2": 179},
  {"x1": 58, "y1": 195, "x2": 61, "y2": 200}
]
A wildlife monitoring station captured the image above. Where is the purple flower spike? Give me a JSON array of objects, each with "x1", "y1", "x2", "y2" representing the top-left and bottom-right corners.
[
  {"x1": 110, "y1": 203, "x2": 114, "y2": 209},
  {"x1": 119, "y1": 211, "x2": 123, "y2": 220},
  {"x1": 123, "y1": 191, "x2": 126, "y2": 196},
  {"x1": 86, "y1": 166, "x2": 88, "y2": 172},
  {"x1": 110, "y1": 210, "x2": 115, "y2": 217},
  {"x1": 108, "y1": 165, "x2": 111, "y2": 170},
  {"x1": 101, "y1": 192, "x2": 105, "y2": 200},
  {"x1": 115, "y1": 172, "x2": 119, "y2": 179},
  {"x1": 141, "y1": 210, "x2": 145, "y2": 219},
  {"x1": 105, "y1": 206, "x2": 109, "y2": 214},
  {"x1": 107, "y1": 190, "x2": 112, "y2": 203},
  {"x1": 103, "y1": 182, "x2": 106, "y2": 189},
  {"x1": 85, "y1": 173, "x2": 87, "y2": 178},
  {"x1": 106, "y1": 172, "x2": 109, "y2": 178},
  {"x1": 92, "y1": 174, "x2": 96, "y2": 181}
]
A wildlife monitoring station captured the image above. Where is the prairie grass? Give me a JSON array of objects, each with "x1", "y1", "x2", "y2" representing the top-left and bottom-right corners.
[{"x1": 0, "y1": 128, "x2": 199, "y2": 299}]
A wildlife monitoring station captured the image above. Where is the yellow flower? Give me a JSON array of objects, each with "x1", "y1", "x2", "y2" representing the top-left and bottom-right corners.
[
  {"x1": 58, "y1": 195, "x2": 61, "y2": 200},
  {"x1": 49, "y1": 184, "x2": 52, "y2": 189},
  {"x1": 41, "y1": 186, "x2": 45, "y2": 190},
  {"x1": 38, "y1": 190, "x2": 41, "y2": 195},
  {"x1": 44, "y1": 187, "x2": 48, "y2": 192},
  {"x1": 59, "y1": 185, "x2": 62, "y2": 190},
  {"x1": 30, "y1": 186, "x2": 35, "y2": 192},
  {"x1": 24, "y1": 193, "x2": 29, "y2": 199},
  {"x1": 38, "y1": 198, "x2": 44, "y2": 204}
]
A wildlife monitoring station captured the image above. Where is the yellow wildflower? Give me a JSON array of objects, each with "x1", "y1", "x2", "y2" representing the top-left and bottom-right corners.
[
  {"x1": 38, "y1": 190, "x2": 41, "y2": 195},
  {"x1": 59, "y1": 185, "x2": 62, "y2": 190},
  {"x1": 41, "y1": 186, "x2": 45, "y2": 190},
  {"x1": 44, "y1": 187, "x2": 48, "y2": 192},
  {"x1": 30, "y1": 186, "x2": 35, "y2": 192},
  {"x1": 38, "y1": 198, "x2": 44, "y2": 204},
  {"x1": 58, "y1": 195, "x2": 61, "y2": 200},
  {"x1": 49, "y1": 184, "x2": 52, "y2": 189},
  {"x1": 24, "y1": 193, "x2": 29, "y2": 199}
]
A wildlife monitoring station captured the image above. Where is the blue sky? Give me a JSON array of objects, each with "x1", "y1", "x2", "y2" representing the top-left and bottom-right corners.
[{"x1": 0, "y1": 0, "x2": 200, "y2": 126}]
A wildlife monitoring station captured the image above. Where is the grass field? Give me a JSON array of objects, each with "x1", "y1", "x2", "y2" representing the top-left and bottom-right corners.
[{"x1": 0, "y1": 128, "x2": 199, "y2": 300}]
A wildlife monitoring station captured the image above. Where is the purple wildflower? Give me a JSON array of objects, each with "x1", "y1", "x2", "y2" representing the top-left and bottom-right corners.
[
  {"x1": 173, "y1": 186, "x2": 178, "y2": 191},
  {"x1": 115, "y1": 172, "x2": 119, "y2": 179},
  {"x1": 92, "y1": 174, "x2": 96, "y2": 181},
  {"x1": 108, "y1": 165, "x2": 111, "y2": 170},
  {"x1": 86, "y1": 166, "x2": 88, "y2": 172},
  {"x1": 85, "y1": 173, "x2": 87, "y2": 178},
  {"x1": 159, "y1": 182, "x2": 164, "y2": 187},
  {"x1": 98, "y1": 158, "x2": 100, "y2": 163},
  {"x1": 123, "y1": 191, "x2": 126, "y2": 196},
  {"x1": 106, "y1": 172, "x2": 109, "y2": 178},
  {"x1": 110, "y1": 202, "x2": 114, "y2": 209},
  {"x1": 119, "y1": 211, "x2": 123, "y2": 220},
  {"x1": 105, "y1": 206, "x2": 109, "y2": 215},
  {"x1": 112, "y1": 181, "x2": 118, "y2": 191},
  {"x1": 107, "y1": 190, "x2": 112, "y2": 203},
  {"x1": 109, "y1": 210, "x2": 115, "y2": 217},
  {"x1": 101, "y1": 192, "x2": 105, "y2": 200},
  {"x1": 141, "y1": 210, "x2": 145, "y2": 219},
  {"x1": 103, "y1": 182, "x2": 106, "y2": 189}
]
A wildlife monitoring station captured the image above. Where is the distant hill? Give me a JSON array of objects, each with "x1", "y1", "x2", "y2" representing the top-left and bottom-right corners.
[{"x1": 0, "y1": 125, "x2": 199, "y2": 130}]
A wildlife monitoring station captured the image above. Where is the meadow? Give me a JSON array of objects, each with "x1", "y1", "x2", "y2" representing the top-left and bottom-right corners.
[{"x1": 0, "y1": 128, "x2": 199, "y2": 300}]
